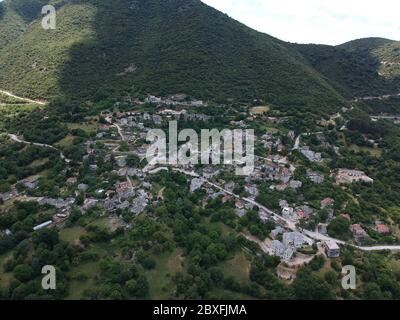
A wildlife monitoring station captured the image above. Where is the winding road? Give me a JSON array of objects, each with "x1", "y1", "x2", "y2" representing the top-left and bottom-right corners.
[
  {"x1": 171, "y1": 167, "x2": 400, "y2": 253},
  {"x1": 107, "y1": 116, "x2": 400, "y2": 253},
  {"x1": 0, "y1": 89, "x2": 46, "y2": 105},
  {"x1": 8, "y1": 134, "x2": 71, "y2": 163}
]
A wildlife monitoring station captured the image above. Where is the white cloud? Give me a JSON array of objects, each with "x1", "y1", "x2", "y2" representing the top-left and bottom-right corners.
[{"x1": 201, "y1": 0, "x2": 400, "y2": 45}]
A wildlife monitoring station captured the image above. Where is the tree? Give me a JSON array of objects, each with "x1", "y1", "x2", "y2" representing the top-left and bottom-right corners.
[
  {"x1": 126, "y1": 154, "x2": 141, "y2": 167},
  {"x1": 309, "y1": 255, "x2": 325, "y2": 271},
  {"x1": 33, "y1": 229, "x2": 59, "y2": 248},
  {"x1": 126, "y1": 276, "x2": 149, "y2": 298},
  {"x1": 293, "y1": 268, "x2": 335, "y2": 300},
  {"x1": 327, "y1": 217, "x2": 351, "y2": 240},
  {"x1": 324, "y1": 270, "x2": 338, "y2": 286},
  {"x1": 14, "y1": 264, "x2": 34, "y2": 282},
  {"x1": 141, "y1": 257, "x2": 156, "y2": 270},
  {"x1": 0, "y1": 182, "x2": 11, "y2": 193},
  {"x1": 363, "y1": 283, "x2": 384, "y2": 300}
]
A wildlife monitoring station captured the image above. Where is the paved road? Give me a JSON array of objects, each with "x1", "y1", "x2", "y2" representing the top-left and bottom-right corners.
[
  {"x1": 0, "y1": 89, "x2": 46, "y2": 105},
  {"x1": 370, "y1": 115, "x2": 400, "y2": 120},
  {"x1": 355, "y1": 245, "x2": 400, "y2": 252},
  {"x1": 172, "y1": 167, "x2": 400, "y2": 253},
  {"x1": 292, "y1": 131, "x2": 330, "y2": 151},
  {"x1": 354, "y1": 92, "x2": 400, "y2": 102},
  {"x1": 293, "y1": 134, "x2": 302, "y2": 150},
  {"x1": 8, "y1": 134, "x2": 71, "y2": 163},
  {"x1": 105, "y1": 116, "x2": 400, "y2": 253}
]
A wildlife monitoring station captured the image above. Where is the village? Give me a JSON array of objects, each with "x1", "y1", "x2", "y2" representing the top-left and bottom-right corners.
[{"x1": 0, "y1": 94, "x2": 397, "y2": 281}]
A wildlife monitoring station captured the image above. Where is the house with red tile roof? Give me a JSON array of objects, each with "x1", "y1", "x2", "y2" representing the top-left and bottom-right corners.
[
  {"x1": 235, "y1": 200, "x2": 245, "y2": 210},
  {"x1": 375, "y1": 222, "x2": 390, "y2": 234},
  {"x1": 340, "y1": 213, "x2": 351, "y2": 221},
  {"x1": 321, "y1": 197, "x2": 334, "y2": 209}
]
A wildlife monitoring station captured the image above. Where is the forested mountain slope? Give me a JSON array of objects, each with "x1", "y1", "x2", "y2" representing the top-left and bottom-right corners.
[
  {"x1": 0, "y1": 0, "x2": 346, "y2": 112},
  {"x1": 294, "y1": 38, "x2": 400, "y2": 98}
]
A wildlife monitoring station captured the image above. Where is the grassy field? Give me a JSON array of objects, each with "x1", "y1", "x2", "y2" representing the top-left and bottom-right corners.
[
  {"x1": 27, "y1": 158, "x2": 49, "y2": 169},
  {"x1": 250, "y1": 106, "x2": 270, "y2": 115},
  {"x1": 65, "y1": 240, "x2": 115, "y2": 300},
  {"x1": 67, "y1": 122, "x2": 98, "y2": 134},
  {"x1": 88, "y1": 217, "x2": 122, "y2": 232},
  {"x1": 205, "y1": 220, "x2": 236, "y2": 237},
  {"x1": 207, "y1": 288, "x2": 256, "y2": 300},
  {"x1": 315, "y1": 259, "x2": 333, "y2": 278},
  {"x1": 59, "y1": 226, "x2": 88, "y2": 243},
  {"x1": 145, "y1": 248, "x2": 185, "y2": 299},
  {"x1": 349, "y1": 144, "x2": 382, "y2": 157},
  {"x1": 0, "y1": 252, "x2": 13, "y2": 290},
  {"x1": 56, "y1": 135, "x2": 75, "y2": 148},
  {"x1": 66, "y1": 261, "x2": 101, "y2": 300},
  {"x1": 221, "y1": 250, "x2": 251, "y2": 284}
]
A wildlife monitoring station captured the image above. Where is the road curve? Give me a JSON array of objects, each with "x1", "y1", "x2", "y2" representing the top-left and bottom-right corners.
[
  {"x1": 8, "y1": 134, "x2": 71, "y2": 163},
  {"x1": 0, "y1": 89, "x2": 46, "y2": 105},
  {"x1": 171, "y1": 168, "x2": 400, "y2": 253}
]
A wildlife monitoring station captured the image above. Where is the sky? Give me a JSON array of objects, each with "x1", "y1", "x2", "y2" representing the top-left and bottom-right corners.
[{"x1": 201, "y1": 0, "x2": 400, "y2": 45}]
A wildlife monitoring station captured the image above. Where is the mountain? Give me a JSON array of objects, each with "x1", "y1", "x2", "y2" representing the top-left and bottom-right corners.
[
  {"x1": 0, "y1": 0, "x2": 346, "y2": 113},
  {"x1": 294, "y1": 38, "x2": 400, "y2": 98},
  {"x1": 340, "y1": 38, "x2": 400, "y2": 82},
  {"x1": 0, "y1": 1, "x2": 25, "y2": 49}
]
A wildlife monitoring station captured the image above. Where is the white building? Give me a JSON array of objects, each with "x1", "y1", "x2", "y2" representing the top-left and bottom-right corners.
[
  {"x1": 33, "y1": 220, "x2": 52, "y2": 231},
  {"x1": 272, "y1": 240, "x2": 295, "y2": 261},
  {"x1": 325, "y1": 241, "x2": 340, "y2": 258},
  {"x1": 283, "y1": 232, "x2": 307, "y2": 249}
]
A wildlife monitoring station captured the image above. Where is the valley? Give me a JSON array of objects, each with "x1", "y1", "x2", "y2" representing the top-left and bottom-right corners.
[
  {"x1": 1, "y1": 90, "x2": 400, "y2": 300},
  {"x1": 1, "y1": 0, "x2": 400, "y2": 302}
]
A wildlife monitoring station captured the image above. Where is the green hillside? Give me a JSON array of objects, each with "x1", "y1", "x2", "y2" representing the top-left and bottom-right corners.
[
  {"x1": 339, "y1": 37, "x2": 394, "y2": 51},
  {"x1": 0, "y1": 2, "x2": 26, "y2": 49},
  {"x1": 0, "y1": 0, "x2": 97, "y2": 99},
  {"x1": 340, "y1": 38, "x2": 400, "y2": 83},
  {"x1": 6, "y1": 0, "x2": 50, "y2": 22},
  {"x1": 295, "y1": 38, "x2": 400, "y2": 98},
  {"x1": 0, "y1": 0, "x2": 346, "y2": 112}
]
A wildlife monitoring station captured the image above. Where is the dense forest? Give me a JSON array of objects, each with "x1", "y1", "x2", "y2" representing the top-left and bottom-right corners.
[
  {"x1": 295, "y1": 38, "x2": 400, "y2": 98},
  {"x1": 0, "y1": 0, "x2": 346, "y2": 112}
]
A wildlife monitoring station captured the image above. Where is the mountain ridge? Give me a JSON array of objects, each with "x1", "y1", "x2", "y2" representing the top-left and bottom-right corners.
[
  {"x1": 3, "y1": 0, "x2": 399, "y2": 113},
  {"x1": 294, "y1": 37, "x2": 400, "y2": 98},
  {"x1": 0, "y1": 0, "x2": 347, "y2": 114}
]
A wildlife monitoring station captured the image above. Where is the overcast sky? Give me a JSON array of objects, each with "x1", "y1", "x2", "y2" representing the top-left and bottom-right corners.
[{"x1": 201, "y1": 0, "x2": 400, "y2": 45}]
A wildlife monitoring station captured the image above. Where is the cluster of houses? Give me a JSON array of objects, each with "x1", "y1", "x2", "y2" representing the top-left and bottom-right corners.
[
  {"x1": 306, "y1": 170, "x2": 325, "y2": 184},
  {"x1": 299, "y1": 146, "x2": 323, "y2": 163},
  {"x1": 279, "y1": 200, "x2": 315, "y2": 223},
  {"x1": 244, "y1": 156, "x2": 298, "y2": 193},
  {"x1": 1, "y1": 98, "x2": 394, "y2": 270},
  {"x1": 271, "y1": 231, "x2": 312, "y2": 261},
  {"x1": 144, "y1": 94, "x2": 207, "y2": 107},
  {"x1": 0, "y1": 186, "x2": 18, "y2": 203},
  {"x1": 260, "y1": 131, "x2": 284, "y2": 151},
  {"x1": 350, "y1": 221, "x2": 391, "y2": 244}
]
